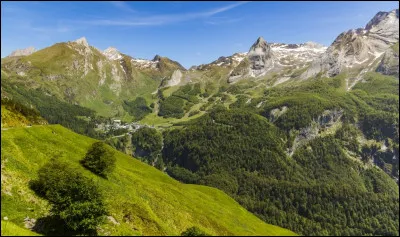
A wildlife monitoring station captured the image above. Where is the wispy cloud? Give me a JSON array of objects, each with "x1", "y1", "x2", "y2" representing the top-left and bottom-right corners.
[
  {"x1": 76, "y1": 1, "x2": 249, "y2": 27},
  {"x1": 109, "y1": 1, "x2": 136, "y2": 13},
  {"x1": 31, "y1": 25, "x2": 73, "y2": 33},
  {"x1": 205, "y1": 17, "x2": 243, "y2": 25}
]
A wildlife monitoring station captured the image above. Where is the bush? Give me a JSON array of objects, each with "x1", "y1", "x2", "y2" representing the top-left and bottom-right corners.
[
  {"x1": 81, "y1": 142, "x2": 116, "y2": 177},
  {"x1": 30, "y1": 160, "x2": 107, "y2": 232},
  {"x1": 181, "y1": 226, "x2": 209, "y2": 236}
]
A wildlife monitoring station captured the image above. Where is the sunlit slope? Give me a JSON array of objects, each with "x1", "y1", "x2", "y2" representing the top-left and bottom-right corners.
[{"x1": 1, "y1": 125, "x2": 296, "y2": 236}]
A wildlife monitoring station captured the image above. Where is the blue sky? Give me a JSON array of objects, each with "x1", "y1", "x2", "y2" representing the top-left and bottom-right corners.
[{"x1": 1, "y1": 1, "x2": 398, "y2": 68}]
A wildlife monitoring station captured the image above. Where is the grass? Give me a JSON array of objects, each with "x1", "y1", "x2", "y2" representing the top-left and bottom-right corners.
[
  {"x1": 1, "y1": 125, "x2": 296, "y2": 236},
  {"x1": 1, "y1": 221, "x2": 40, "y2": 236},
  {"x1": 1, "y1": 106, "x2": 30, "y2": 128}
]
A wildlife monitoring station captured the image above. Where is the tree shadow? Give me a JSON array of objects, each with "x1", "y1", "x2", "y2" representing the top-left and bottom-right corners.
[
  {"x1": 32, "y1": 216, "x2": 97, "y2": 236},
  {"x1": 28, "y1": 180, "x2": 98, "y2": 236}
]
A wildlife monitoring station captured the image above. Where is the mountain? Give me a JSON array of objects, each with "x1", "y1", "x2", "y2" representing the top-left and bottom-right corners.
[
  {"x1": 1, "y1": 8, "x2": 399, "y2": 237},
  {"x1": 1, "y1": 37, "x2": 185, "y2": 120},
  {"x1": 133, "y1": 8, "x2": 399, "y2": 236},
  {"x1": 8, "y1": 46, "x2": 36, "y2": 57},
  {"x1": 301, "y1": 9, "x2": 399, "y2": 81},
  {"x1": 227, "y1": 37, "x2": 326, "y2": 83}
]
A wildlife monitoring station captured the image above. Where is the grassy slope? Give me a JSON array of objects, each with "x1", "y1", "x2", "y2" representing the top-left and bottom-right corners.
[
  {"x1": 1, "y1": 221, "x2": 40, "y2": 236},
  {"x1": 1, "y1": 125, "x2": 296, "y2": 236},
  {"x1": 1, "y1": 106, "x2": 30, "y2": 128}
]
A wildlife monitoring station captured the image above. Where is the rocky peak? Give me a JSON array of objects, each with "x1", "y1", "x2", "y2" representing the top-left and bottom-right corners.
[
  {"x1": 365, "y1": 9, "x2": 398, "y2": 31},
  {"x1": 103, "y1": 47, "x2": 122, "y2": 60},
  {"x1": 74, "y1": 37, "x2": 89, "y2": 47},
  {"x1": 250, "y1": 37, "x2": 268, "y2": 49},
  {"x1": 248, "y1": 36, "x2": 274, "y2": 72},
  {"x1": 366, "y1": 9, "x2": 399, "y2": 43},
  {"x1": 8, "y1": 46, "x2": 36, "y2": 57},
  {"x1": 301, "y1": 9, "x2": 399, "y2": 79},
  {"x1": 153, "y1": 55, "x2": 162, "y2": 62}
]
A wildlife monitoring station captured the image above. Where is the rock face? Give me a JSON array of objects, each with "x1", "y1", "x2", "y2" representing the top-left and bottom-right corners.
[
  {"x1": 166, "y1": 69, "x2": 182, "y2": 87},
  {"x1": 8, "y1": 47, "x2": 36, "y2": 57},
  {"x1": 226, "y1": 37, "x2": 327, "y2": 83},
  {"x1": 302, "y1": 9, "x2": 399, "y2": 79},
  {"x1": 376, "y1": 45, "x2": 399, "y2": 77},
  {"x1": 248, "y1": 36, "x2": 275, "y2": 76},
  {"x1": 74, "y1": 37, "x2": 89, "y2": 47},
  {"x1": 288, "y1": 109, "x2": 344, "y2": 156},
  {"x1": 228, "y1": 37, "x2": 276, "y2": 82},
  {"x1": 103, "y1": 47, "x2": 123, "y2": 61}
]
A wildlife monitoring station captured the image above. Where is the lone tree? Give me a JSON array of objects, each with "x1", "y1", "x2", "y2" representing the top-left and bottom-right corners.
[
  {"x1": 30, "y1": 159, "x2": 107, "y2": 233},
  {"x1": 81, "y1": 141, "x2": 116, "y2": 178}
]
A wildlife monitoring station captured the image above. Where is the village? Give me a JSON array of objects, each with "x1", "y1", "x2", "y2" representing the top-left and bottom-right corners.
[{"x1": 95, "y1": 119, "x2": 154, "y2": 135}]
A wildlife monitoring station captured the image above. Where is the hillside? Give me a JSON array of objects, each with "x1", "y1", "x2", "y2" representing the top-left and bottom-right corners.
[
  {"x1": 1, "y1": 97, "x2": 47, "y2": 128},
  {"x1": 0, "y1": 125, "x2": 296, "y2": 236}
]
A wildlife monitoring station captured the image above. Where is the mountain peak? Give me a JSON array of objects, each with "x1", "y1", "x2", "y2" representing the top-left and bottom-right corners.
[
  {"x1": 251, "y1": 36, "x2": 268, "y2": 49},
  {"x1": 365, "y1": 8, "x2": 399, "y2": 31},
  {"x1": 74, "y1": 37, "x2": 89, "y2": 47},
  {"x1": 256, "y1": 36, "x2": 266, "y2": 43},
  {"x1": 153, "y1": 55, "x2": 162, "y2": 62},
  {"x1": 103, "y1": 47, "x2": 122, "y2": 60},
  {"x1": 8, "y1": 46, "x2": 36, "y2": 57}
]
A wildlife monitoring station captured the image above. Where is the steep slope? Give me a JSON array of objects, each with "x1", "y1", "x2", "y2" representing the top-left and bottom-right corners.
[
  {"x1": 1, "y1": 98, "x2": 47, "y2": 128},
  {"x1": 302, "y1": 9, "x2": 399, "y2": 80},
  {"x1": 161, "y1": 105, "x2": 399, "y2": 236},
  {"x1": 0, "y1": 125, "x2": 296, "y2": 236}
]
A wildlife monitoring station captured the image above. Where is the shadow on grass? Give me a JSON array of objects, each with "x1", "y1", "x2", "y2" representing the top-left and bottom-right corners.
[
  {"x1": 28, "y1": 180, "x2": 98, "y2": 236},
  {"x1": 32, "y1": 216, "x2": 97, "y2": 236}
]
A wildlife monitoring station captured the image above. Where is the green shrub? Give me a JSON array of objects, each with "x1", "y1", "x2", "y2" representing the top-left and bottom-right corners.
[
  {"x1": 30, "y1": 160, "x2": 107, "y2": 232},
  {"x1": 181, "y1": 226, "x2": 209, "y2": 236},
  {"x1": 81, "y1": 142, "x2": 116, "y2": 177}
]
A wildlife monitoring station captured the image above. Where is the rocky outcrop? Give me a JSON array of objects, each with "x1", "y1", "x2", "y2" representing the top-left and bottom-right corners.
[
  {"x1": 288, "y1": 109, "x2": 343, "y2": 156},
  {"x1": 269, "y1": 106, "x2": 288, "y2": 122},
  {"x1": 301, "y1": 9, "x2": 399, "y2": 79},
  {"x1": 8, "y1": 47, "x2": 36, "y2": 57},
  {"x1": 74, "y1": 37, "x2": 89, "y2": 47},
  {"x1": 166, "y1": 69, "x2": 182, "y2": 87},
  {"x1": 376, "y1": 46, "x2": 399, "y2": 77},
  {"x1": 228, "y1": 37, "x2": 276, "y2": 82},
  {"x1": 247, "y1": 37, "x2": 276, "y2": 76},
  {"x1": 103, "y1": 47, "x2": 122, "y2": 60}
]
